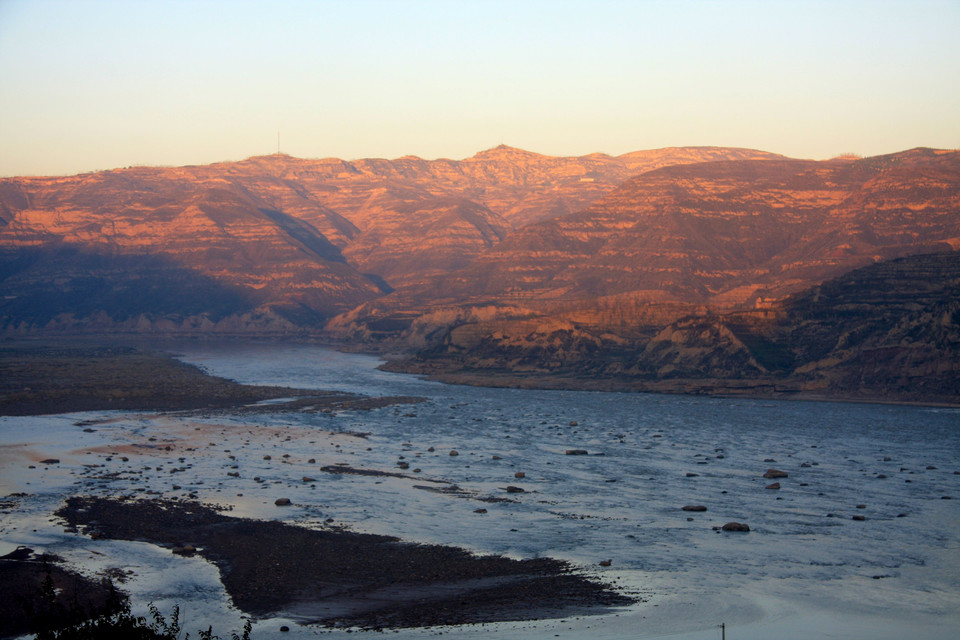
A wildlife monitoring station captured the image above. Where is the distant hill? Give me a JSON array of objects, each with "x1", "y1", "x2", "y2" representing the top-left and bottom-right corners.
[
  {"x1": 403, "y1": 148, "x2": 960, "y2": 310},
  {"x1": 0, "y1": 145, "x2": 782, "y2": 333}
]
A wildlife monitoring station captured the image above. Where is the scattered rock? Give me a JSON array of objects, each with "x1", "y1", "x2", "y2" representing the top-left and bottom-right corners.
[
  {"x1": 569, "y1": 421, "x2": 579, "y2": 427},
  {"x1": 565, "y1": 449, "x2": 589, "y2": 456},
  {"x1": 765, "y1": 482, "x2": 781, "y2": 490},
  {"x1": 763, "y1": 469, "x2": 788, "y2": 479},
  {"x1": 598, "y1": 559, "x2": 611, "y2": 567},
  {"x1": 449, "y1": 450, "x2": 459, "y2": 457},
  {"x1": 505, "y1": 486, "x2": 525, "y2": 493},
  {"x1": 852, "y1": 515, "x2": 866, "y2": 521},
  {"x1": 172, "y1": 544, "x2": 196, "y2": 556},
  {"x1": 685, "y1": 472, "x2": 699, "y2": 477},
  {"x1": 263, "y1": 455, "x2": 272, "y2": 461},
  {"x1": 721, "y1": 522, "x2": 750, "y2": 532},
  {"x1": 40, "y1": 458, "x2": 60, "y2": 464},
  {"x1": 474, "y1": 508, "x2": 488, "y2": 514},
  {"x1": 274, "y1": 498, "x2": 292, "y2": 506},
  {"x1": 514, "y1": 472, "x2": 526, "y2": 478},
  {"x1": 681, "y1": 505, "x2": 707, "y2": 512},
  {"x1": 302, "y1": 476, "x2": 316, "y2": 483},
  {"x1": 856, "y1": 504, "x2": 866, "y2": 509}
]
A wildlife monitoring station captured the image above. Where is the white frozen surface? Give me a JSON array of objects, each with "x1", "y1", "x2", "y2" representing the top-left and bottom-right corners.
[{"x1": 2, "y1": 341, "x2": 958, "y2": 639}]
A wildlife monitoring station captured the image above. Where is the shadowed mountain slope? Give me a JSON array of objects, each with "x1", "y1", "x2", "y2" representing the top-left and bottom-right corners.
[{"x1": 0, "y1": 173, "x2": 385, "y2": 332}]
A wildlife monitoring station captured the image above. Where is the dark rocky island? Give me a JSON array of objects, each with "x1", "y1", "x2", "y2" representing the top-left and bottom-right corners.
[{"x1": 55, "y1": 497, "x2": 635, "y2": 630}]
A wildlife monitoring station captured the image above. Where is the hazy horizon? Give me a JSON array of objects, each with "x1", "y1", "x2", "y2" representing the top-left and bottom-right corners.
[{"x1": 2, "y1": 0, "x2": 959, "y2": 177}]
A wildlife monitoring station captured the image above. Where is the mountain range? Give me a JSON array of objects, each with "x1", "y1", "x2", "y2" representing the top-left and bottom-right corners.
[{"x1": 1, "y1": 145, "x2": 957, "y2": 403}]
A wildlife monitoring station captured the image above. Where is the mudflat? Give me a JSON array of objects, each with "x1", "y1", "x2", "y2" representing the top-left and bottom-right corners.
[{"x1": 57, "y1": 496, "x2": 634, "y2": 630}]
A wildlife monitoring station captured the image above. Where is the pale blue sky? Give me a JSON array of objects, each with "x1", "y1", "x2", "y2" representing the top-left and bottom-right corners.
[{"x1": 1, "y1": 0, "x2": 958, "y2": 176}]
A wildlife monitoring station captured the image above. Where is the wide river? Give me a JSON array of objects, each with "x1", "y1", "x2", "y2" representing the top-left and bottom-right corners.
[{"x1": 1, "y1": 342, "x2": 958, "y2": 640}]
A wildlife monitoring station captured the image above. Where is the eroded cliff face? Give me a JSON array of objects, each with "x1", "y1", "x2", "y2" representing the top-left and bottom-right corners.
[
  {"x1": 412, "y1": 149, "x2": 960, "y2": 310},
  {"x1": 0, "y1": 145, "x2": 782, "y2": 332}
]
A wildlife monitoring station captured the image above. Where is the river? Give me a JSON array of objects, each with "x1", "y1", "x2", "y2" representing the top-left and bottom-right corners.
[{"x1": 1, "y1": 342, "x2": 958, "y2": 639}]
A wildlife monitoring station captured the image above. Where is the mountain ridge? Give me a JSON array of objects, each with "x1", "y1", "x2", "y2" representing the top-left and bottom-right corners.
[{"x1": 1, "y1": 145, "x2": 957, "y2": 403}]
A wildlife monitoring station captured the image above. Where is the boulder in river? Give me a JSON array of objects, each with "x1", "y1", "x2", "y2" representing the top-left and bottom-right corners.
[{"x1": 721, "y1": 522, "x2": 750, "y2": 532}]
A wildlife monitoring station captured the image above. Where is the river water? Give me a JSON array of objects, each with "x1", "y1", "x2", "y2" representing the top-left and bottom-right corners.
[{"x1": 1, "y1": 342, "x2": 958, "y2": 640}]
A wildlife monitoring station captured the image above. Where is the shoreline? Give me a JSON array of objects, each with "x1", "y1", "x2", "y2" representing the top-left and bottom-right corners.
[
  {"x1": 380, "y1": 361, "x2": 960, "y2": 409},
  {"x1": 0, "y1": 341, "x2": 421, "y2": 417},
  {"x1": 5, "y1": 335, "x2": 956, "y2": 411}
]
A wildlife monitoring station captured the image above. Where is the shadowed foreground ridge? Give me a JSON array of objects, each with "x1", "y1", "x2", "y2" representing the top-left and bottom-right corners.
[{"x1": 391, "y1": 251, "x2": 960, "y2": 404}]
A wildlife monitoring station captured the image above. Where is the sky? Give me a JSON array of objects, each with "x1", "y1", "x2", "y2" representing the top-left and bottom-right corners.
[{"x1": 1, "y1": 0, "x2": 958, "y2": 176}]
